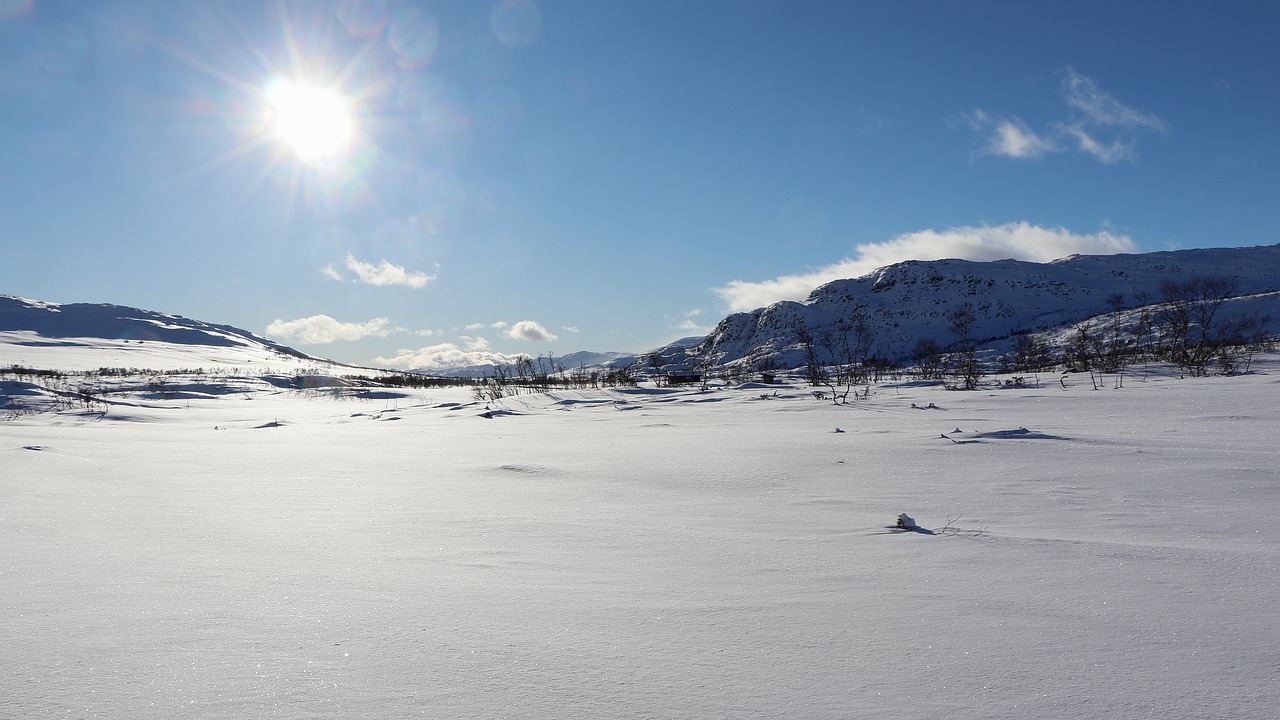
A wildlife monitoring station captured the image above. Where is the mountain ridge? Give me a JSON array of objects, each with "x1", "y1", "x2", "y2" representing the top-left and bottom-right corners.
[
  {"x1": 4, "y1": 243, "x2": 1279, "y2": 375},
  {"x1": 667, "y1": 243, "x2": 1280, "y2": 371}
]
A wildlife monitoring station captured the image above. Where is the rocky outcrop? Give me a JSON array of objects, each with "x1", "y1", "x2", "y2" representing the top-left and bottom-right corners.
[{"x1": 663, "y1": 244, "x2": 1280, "y2": 370}]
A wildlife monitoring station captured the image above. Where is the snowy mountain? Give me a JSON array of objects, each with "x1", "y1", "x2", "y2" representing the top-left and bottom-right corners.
[
  {"x1": 0, "y1": 294, "x2": 644, "y2": 380},
  {"x1": 667, "y1": 243, "x2": 1280, "y2": 370},
  {"x1": 0, "y1": 294, "x2": 337, "y2": 373},
  {"x1": 5, "y1": 244, "x2": 1280, "y2": 378}
]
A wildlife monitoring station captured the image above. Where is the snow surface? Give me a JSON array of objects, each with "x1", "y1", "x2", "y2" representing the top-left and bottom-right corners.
[{"x1": 3, "y1": 341, "x2": 1279, "y2": 718}]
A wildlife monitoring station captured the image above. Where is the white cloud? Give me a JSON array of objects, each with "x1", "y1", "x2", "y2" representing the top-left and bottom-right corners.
[
  {"x1": 490, "y1": 321, "x2": 509, "y2": 329},
  {"x1": 985, "y1": 117, "x2": 1057, "y2": 160},
  {"x1": 1058, "y1": 124, "x2": 1132, "y2": 164},
  {"x1": 322, "y1": 254, "x2": 438, "y2": 288},
  {"x1": 373, "y1": 342, "x2": 514, "y2": 371},
  {"x1": 370, "y1": 330, "x2": 563, "y2": 370},
  {"x1": 673, "y1": 318, "x2": 711, "y2": 333},
  {"x1": 1062, "y1": 67, "x2": 1169, "y2": 131},
  {"x1": 464, "y1": 322, "x2": 485, "y2": 330},
  {"x1": 561, "y1": 325, "x2": 579, "y2": 333},
  {"x1": 266, "y1": 315, "x2": 394, "y2": 344},
  {"x1": 667, "y1": 308, "x2": 710, "y2": 334},
  {"x1": 968, "y1": 68, "x2": 1168, "y2": 163},
  {"x1": 462, "y1": 335, "x2": 491, "y2": 351},
  {"x1": 507, "y1": 320, "x2": 558, "y2": 342},
  {"x1": 712, "y1": 222, "x2": 1137, "y2": 312}
]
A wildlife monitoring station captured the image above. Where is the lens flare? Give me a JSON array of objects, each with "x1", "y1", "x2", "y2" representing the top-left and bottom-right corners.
[
  {"x1": 489, "y1": 0, "x2": 542, "y2": 48},
  {"x1": 388, "y1": 7, "x2": 439, "y2": 69},
  {"x1": 264, "y1": 78, "x2": 355, "y2": 164}
]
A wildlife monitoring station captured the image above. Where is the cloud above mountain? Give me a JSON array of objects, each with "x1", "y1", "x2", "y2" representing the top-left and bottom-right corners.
[
  {"x1": 371, "y1": 320, "x2": 560, "y2": 371},
  {"x1": 374, "y1": 336, "x2": 514, "y2": 370},
  {"x1": 265, "y1": 315, "x2": 396, "y2": 344},
  {"x1": 322, "y1": 254, "x2": 438, "y2": 288},
  {"x1": 712, "y1": 222, "x2": 1137, "y2": 312},
  {"x1": 507, "y1": 320, "x2": 557, "y2": 342}
]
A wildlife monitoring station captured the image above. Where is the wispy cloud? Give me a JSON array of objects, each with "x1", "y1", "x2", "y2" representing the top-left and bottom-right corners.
[
  {"x1": 712, "y1": 222, "x2": 1137, "y2": 312},
  {"x1": 322, "y1": 254, "x2": 438, "y2": 288},
  {"x1": 266, "y1": 315, "x2": 394, "y2": 344},
  {"x1": 507, "y1": 320, "x2": 557, "y2": 342},
  {"x1": 668, "y1": 309, "x2": 710, "y2": 334},
  {"x1": 1061, "y1": 68, "x2": 1169, "y2": 131},
  {"x1": 1057, "y1": 124, "x2": 1132, "y2": 163},
  {"x1": 969, "y1": 68, "x2": 1168, "y2": 163}
]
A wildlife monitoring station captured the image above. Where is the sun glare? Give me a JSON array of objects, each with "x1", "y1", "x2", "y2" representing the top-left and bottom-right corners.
[{"x1": 264, "y1": 78, "x2": 355, "y2": 164}]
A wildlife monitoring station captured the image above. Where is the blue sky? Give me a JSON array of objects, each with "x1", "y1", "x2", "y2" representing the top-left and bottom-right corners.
[{"x1": 2, "y1": 1, "x2": 1277, "y2": 369}]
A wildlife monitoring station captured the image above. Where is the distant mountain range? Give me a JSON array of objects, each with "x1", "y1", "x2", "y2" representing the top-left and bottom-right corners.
[
  {"x1": 428, "y1": 349, "x2": 639, "y2": 378},
  {"x1": 4, "y1": 243, "x2": 1279, "y2": 376}
]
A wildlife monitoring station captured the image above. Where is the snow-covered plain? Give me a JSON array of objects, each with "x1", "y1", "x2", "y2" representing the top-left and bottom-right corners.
[{"x1": 4, "y1": 355, "x2": 1279, "y2": 718}]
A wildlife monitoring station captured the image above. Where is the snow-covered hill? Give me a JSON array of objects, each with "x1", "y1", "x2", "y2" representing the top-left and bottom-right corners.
[
  {"x1": 671, "y1": 244, "x2": 1280, "y2": 370},
  {"x1": 0, "y1": 294, "x2": 349, "y2": 374},
  {"x1": 5, "y1": 244, "x2": 1280, "y2": 379},
  {"x1": 0, "y1": 294, "x2": 645, "y2": 379}
]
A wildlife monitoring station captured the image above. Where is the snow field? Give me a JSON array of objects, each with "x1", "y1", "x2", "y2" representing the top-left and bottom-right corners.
[{"x1": 2, "y1": 363, "x2": 1279, "y2": 718}]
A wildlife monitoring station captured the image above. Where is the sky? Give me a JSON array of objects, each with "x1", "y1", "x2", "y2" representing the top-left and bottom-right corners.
[{"x1": 2, "y1": 0, "x2": 1277, "y2": 370}]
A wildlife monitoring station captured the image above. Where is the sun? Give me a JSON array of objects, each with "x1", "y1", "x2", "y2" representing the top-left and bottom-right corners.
[{"x1": 263, "y1": 78, "x2": 355, "y2": 164}]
